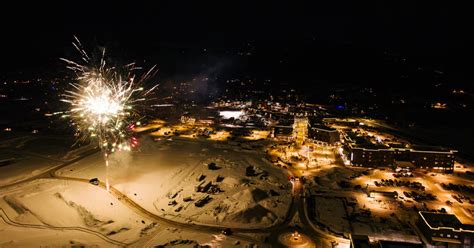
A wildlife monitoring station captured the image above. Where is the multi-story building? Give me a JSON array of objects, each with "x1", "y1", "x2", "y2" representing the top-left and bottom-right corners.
[
  {"x1": 416, "y1": 211, "x2": 474, "y2": 248},
  {"x1": 273, "y1": 125, "x2": 293, "y2": 140},
  {"x1": 310, "y1": 125, "x2": 340, "y2": 145},
  {"x1": 343, "y1": 132, "x2": 394, "y2": 167},
  {"x1": 344, "y1": 133, "x2": 456, "y2": 172},
  {"x1": 323, "y1": 117, "x2": 359, "y2": 127},
  {"x1": 409, "y1": 145, "x2": 456, "y2": 171},
  {"x1": 293, "y1": 117, "x2": 308, "y2": 146}
]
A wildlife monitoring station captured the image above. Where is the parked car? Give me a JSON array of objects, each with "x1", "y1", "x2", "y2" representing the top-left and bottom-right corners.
[{"x1": 89, "y1": 178, "x2": 99, "y2": 186}]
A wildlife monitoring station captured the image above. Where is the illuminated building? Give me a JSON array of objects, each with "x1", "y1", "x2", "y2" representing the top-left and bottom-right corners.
[
  {"x1": 180, "y1": 115, "x2": 196, "y2": 125},
  {"x1": 408, "y1": 145, "x2": 456, "y2": 172},
  {"x1": 310, "y1": 124, "x2": 340, "y2": 144},
  {"x1": 293, "y1": 117, "x2": 308, "y2": 146},
  {"x1": 323, "y1": 117, "x2": 359, "y2": 127},
  {"x1": 273, "y1": 125, "x2": 293, "y2": 140},
  {"x1": 344, "y1": 133, "x2": 456, "y2": 172}
]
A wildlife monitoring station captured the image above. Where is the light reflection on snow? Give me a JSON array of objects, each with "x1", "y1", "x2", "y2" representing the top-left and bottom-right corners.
[{"x1": 203, "y1": 234, "x2": 226, "y2": 247}]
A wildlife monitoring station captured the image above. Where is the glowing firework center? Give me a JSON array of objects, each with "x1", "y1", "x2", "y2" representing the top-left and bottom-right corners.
[
  {"x1": 68, "y1": 73, "x2": 134, "y2": 154},
  {"x1": 84, "y1": 87, "x2": 122, "y2": 117}
]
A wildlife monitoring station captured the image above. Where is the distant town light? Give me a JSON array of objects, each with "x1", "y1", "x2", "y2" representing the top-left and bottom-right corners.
[
  {"x1": 432, "y1": 102, "x2": 447, "y2": 109},
  {"x1": 219, "y1": 110, "x2": 244, "y2": 120}
]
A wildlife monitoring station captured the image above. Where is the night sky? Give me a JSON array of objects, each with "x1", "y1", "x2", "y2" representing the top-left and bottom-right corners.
[{"x1": 1, "y1": 2, "x2": 474, "y2": 84}]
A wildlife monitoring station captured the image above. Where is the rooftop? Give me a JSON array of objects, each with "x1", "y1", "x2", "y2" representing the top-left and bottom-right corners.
[
  {"x1": 311, "y1": 124, "x2": 337, "y2": 132},
  {"x1": 345, "y1": 132, "x2": 455, "y2": 153},
  {"x1": 387, "y1": 143, "x2": 407, "y2": 149},
  {"x1": 410, "y1": 145, "x2": 455, "y2": 153},
  {"x1": 349, "y1": 134, "x2": 389, "y2": 150},
  {"x1": 419, "y1": 212, "x2": 463, "y2": 230}
]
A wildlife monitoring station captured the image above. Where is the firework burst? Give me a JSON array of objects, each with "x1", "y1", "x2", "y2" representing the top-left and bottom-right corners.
[{"x1": 61, "y1": 37, "x2": 158, "y2": 190}]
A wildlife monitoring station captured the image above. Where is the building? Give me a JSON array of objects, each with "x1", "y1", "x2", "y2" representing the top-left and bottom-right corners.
[
  {"x1": 310, "y1": 125, "x2": 340, "y2": 144},
  {"x1": 416, "y1": 211, "x2": 474, "y2": 248},
  {"x1": 293, "y1": 117, "x2": 308, "y2": 146},
  {"x1": 324, "y1": 117, "x2": 360, "y2": 127},
  {"x1": 343, "y1": 132, "x2": 394, "y2": 167},
  {"x1": 180, "y1": 115, "x2": 196, "y2": 125},
  {"x1": 344, "y1": 132, "x2": 456, "y2": 172},
  {"x1": 369, "y1": 190, "x2": 398, "y2": 200},
  {"x1": 408, "y1": 146, "x2": 456, "y2": 172},
  {"x1": 348, "y1": 145, "x2": 456, "y2": 172},
  {"x1": 273, "y1": 125, "x2": 293, "y2": 140},
  {"x1": 349, "y1": 146, "x2": 394, "y2": 168}
]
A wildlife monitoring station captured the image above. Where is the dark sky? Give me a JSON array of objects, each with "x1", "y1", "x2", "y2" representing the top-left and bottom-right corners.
[{"x1": 1, "y1": 1, "x2": 473, "y2": 80}]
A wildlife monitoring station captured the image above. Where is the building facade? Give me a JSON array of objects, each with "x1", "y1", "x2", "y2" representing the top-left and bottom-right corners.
[
  {"x1": 293, "y1": 117, "x2": 308, "y2": 146},
  {"x1": 310, "y1": 125, "x2": 340, "y2": 144},
  {"x1": 347, "y1": 146, "x2": 456, "y2": 172}
]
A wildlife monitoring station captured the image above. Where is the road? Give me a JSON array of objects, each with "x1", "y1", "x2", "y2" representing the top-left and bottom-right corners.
[{"x1": 282, "y1": 162, "x2": 350, "y2": 248}]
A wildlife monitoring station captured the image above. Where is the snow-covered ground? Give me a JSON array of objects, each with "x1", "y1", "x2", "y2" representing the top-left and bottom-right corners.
[
  {"x1": 135, "y1": 227, "x2": 260, "y2": 247},
  {"x1": 0, "y1": 134, "x2": 291, "y2": 246},
  {"x1": 0, "y1": 135, "x2": 78, "y2": 186},
  {"x1": 310, "y1": 166, "x2": 362, "y2": 191},
  {"x1": 0, "y1": 134, "x2": 91, "y2": 187},
  {"x1": 0, "y1": 179, "x2": 157, "y2": 245},
  {"x1": 0, "y1": 151, "x2": 61, "y2": 186},
  {"x1": 0, "y1": 222, "x2": 118, "y2": 247},
  {"x1": 57, "y1": 137, "x2": 292, "y2": 228}
]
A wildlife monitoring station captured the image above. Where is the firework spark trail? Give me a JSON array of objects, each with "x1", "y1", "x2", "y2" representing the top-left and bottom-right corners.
[{"x1": 61, "y1": 37, "x2": 158, "y2": 191}]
